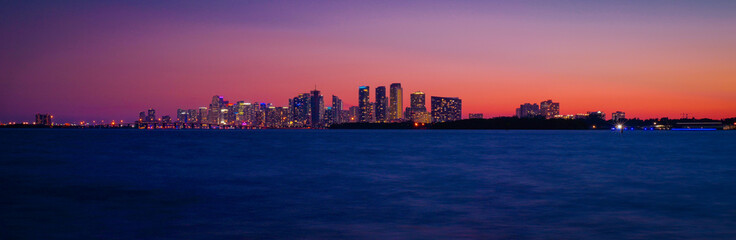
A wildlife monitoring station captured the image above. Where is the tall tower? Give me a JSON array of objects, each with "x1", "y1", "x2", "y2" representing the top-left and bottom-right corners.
[
  {"x1": 389, "y1": 83, "x2": 403, "y2": 121},
  {"x1": 375, "y1": 86, "x2": 388, "y2": 122},
  {"x1": 311, "y1": 89, "x2": 323, "y2": 128},
  {"x1": 332, "y1": 95, "x2": 342, "y2": 124},
  {"x1": 358, "y1": 86, "x2": 371, "y2": 123}
]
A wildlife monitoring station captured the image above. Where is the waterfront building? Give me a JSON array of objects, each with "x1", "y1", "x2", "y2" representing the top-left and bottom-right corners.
[
  {"x1": 469, "y1": 113, "x2": 484, "y2": 119},
  {"x1": 348, "y1": 106, "x2": 359, "y2": 122},
  {"x1": 198, "y1": 107, "x2": 208, "y2": 123},
  {"x1": 177, "y1": 109, "x2": 188, "y2": 123},
  {"x1": 515, "y1": 103, "x2": 540, "y2": 118},
  {"x1": 358, "y1": 86, "x2": 371, "y2": 122},
  {"x1": 187, "y1": 109, "x2": 198, "y2": 123},
  {"x1": 35, "y1": 113, "x2": 52, "y2": 126},
  {"x1": 587, "y1": 111, "x2": 606, "y2": 120},
  {"x1": 540, "y1": 99, "x2": 560, "y2": 119},
  {"x1": 389, "y1": 83, "x2": 403, "y2": 121},
  {"x1": 311, "y1": 89, "x2": 324, "y2": 127},
  {"x1": 332, "y1": 95, "x2": 343, "y2": 124},
  {"x1": 612, "y1": 111, "x2": 626, "y2": 122},
  {"x1": 290, "y1": 93, "x2": 311, "y2": 127},
  {"x1": 375, "y1": 86, "x2": 388, "y2": 122},
  {"x1": 431, "y1": 96, "x2": 462, "y2": 123}
]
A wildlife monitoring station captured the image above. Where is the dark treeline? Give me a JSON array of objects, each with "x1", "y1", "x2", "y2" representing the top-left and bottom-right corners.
[
  {"x1": 330, "y1": 117, "x2": 600, "y2": 130},
  {"x1": 431, "y1": 118, "x2": 593, "y2": 130},
  {"x1": 330, "y1": 117, "x2": 736, "y2": 130}
]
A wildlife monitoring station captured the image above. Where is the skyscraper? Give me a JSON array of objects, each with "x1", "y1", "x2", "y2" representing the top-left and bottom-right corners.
[
  {"x1": 389, "y1": 83, "x2": 403, "y2": 121},
  {"x1": 177, "y1": 109, "x2": 188, "y2": 123},
  {"x1": 431, "y1": 96, "x2": 462, "y2": 123},
  {"x1": 311, "y1": 89, "x2": 324, "y2": 127},
  {"x1": 358, "y1": 86, "x2": 371, "y2": 123},
  {"x1": 332, "y1": 95, "x2": 342, "y2": 124},
  {"x1": 374, "y1": 86, "x2": 388, "y2": 122},
  {"x1": 410, "y1": 91, "x2": 426, "y2": 111},
  {"x1": 290, "y1": 93, "x2": 311, "y2": 127},
  {"x1": 406, "y1": 91, "x2": 428, "y2": 122},
  {"x1": 540, "y1": 99, "x2": 560, "y2": 119}
]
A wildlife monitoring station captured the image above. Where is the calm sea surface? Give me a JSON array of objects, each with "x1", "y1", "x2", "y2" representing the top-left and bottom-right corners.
[{"x1": 1, "y1": 129, "x2": 736, "y2": 239}]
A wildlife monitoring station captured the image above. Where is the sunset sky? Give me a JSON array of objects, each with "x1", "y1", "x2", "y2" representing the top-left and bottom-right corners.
[{"x1": 1, "y1": 0, "x2": 735, "y2": 123}]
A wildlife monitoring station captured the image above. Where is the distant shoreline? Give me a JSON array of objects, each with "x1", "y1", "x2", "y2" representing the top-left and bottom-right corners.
[{"x1": 3, "y1": 117, "x2": 734, "y2": 130}]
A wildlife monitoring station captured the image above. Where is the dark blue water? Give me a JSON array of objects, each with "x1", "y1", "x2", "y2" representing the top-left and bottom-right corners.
[{"x1": 1, "y1": 129, "x2": 736, "y2": 239}]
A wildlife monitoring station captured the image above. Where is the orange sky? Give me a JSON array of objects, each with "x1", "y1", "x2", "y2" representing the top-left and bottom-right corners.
[{"x1": 1, "y1": 1, "x2": 735, "y2": 122}]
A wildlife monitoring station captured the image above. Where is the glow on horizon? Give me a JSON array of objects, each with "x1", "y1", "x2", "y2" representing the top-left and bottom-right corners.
[{"x1": 1, "y1": 1, "x2": 735, "y2": 123}]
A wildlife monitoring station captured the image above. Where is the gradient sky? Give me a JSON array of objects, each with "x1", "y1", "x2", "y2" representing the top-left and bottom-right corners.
[{"x1": 2, "y1": 0, "x2": 735, "y2": 123}]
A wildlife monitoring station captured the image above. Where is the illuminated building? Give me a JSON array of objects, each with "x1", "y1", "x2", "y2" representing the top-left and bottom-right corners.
[
  {"x1": 413, "y1": 112, "x2": 431, "y2": 124},
  {"x1": 540, "y1": 99, "x2": 560, "y2": 119},
  {"x1": 358, "y1": 86, "x2": 371, "y2": 122},
  {"x1": 35, "y1": 113, "x2": 52, "y2": 126},
  {"x1": 332, "y1": 95, "x2": 343, "y2": 124},
  {"x1": 290, "y1": 93, "x2": 311, "y2": 127},
  {"x1": 187, "y1": 109, "x2": 198, "y2": 123},
  {"x1": 406, "y1": 91, "x2": 428, "y2": 122},
  {"x1": 311, "y1": 89, "x2": 324, "y2": 127},
  {"x1": 266, "y1": 106, "x2": 290, "y2": 128},
  {"x1": 469, "y1": 113, "x2": 483, "y2": 119},
  {"x1": 375, "y1": 86, "x2": 388, "y2": 122},
  {"x1": 348, "y1": 106, "x2": 359, "y2": 122},
  {"x1": 389, "y1": 83, "x2": 403, "y2": 121},
  {"x1": 515, "y1": 103, "x2": 539, "y2": 118},
  {"x1": 198, "y1": 107, "x2": 208, "y2": 123},
  {"x1": 612, "y1": 111, "x2": 626, "y2": 122},
  {"x1": 139, "y1": 111, "x2": 146, "y2": 121},
  {"x1": 145, "y1": 109, "x2": 156, "y2": 122},
  {"x1": 410, "y1": 91, "x2": 426, "y2": 111},
  {"x1": 431, "y1": 96, "x2": 462, "y2": 123},
  {"x1": 177, "y1": 109, "x2": 188, "y2": 123}
]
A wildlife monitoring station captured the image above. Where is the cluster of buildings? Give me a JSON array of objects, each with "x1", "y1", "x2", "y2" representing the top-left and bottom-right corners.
[
  {"x1": 515, "y1": 99, "x2": 626, "y2": 122},
  {"x1": 137, "y1": 83, "x2": 463, "y2": 128}
]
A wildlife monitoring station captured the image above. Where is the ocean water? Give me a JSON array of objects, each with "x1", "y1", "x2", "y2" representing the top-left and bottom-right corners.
[{"x1": 1, "y1": 129, "x2": 735, "y2": 239}]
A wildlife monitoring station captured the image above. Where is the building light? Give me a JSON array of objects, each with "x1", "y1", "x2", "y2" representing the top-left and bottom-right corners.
[{"x1": 616, "y1": 124, "x2": 623, "y2": 129}]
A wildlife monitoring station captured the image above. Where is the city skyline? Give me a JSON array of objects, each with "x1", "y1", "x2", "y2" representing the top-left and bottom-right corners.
[{"x1": 2, "y1": 1, "x2": 736, "y2": 123}]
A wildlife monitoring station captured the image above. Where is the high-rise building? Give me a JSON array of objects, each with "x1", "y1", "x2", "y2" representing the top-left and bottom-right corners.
[
  {"x1": 407, "y1": 91, "x2": 428, "y2": 122},
  {"x1": 358, "y1": 86, "x2": 371, "y2": 123},
  {"x1": 332, "y1": 95, "x2": 343, "y2": 124},
  {"x1": 266, "y1": 106, "x2": 290, "y2": 128},
  {"x1": 177, "y1": 109, "x2": 188, "y2": 123},
  {"x1": 469, "y1": 113, "x2": 484, "y2": 119},
  {"x1": 290, "y1": 93, "x2": 311, "y2": 127},
  {"x1": 410, "y1": 91, "x2": 426, "y2": 111},
  {"x1": 348, "y1": 106, "x2": 359, "y2": 122},
  {"x1": 35, "y1": 113, "x2": 52, "y2": 126},
  {"x1": 311, "y1": 89, "x2": 324, "y2": 128},
  {"x1": 612, "y1": 111, "x2": 626, "y2": 122},
  {"x1": 431, "y1": 96, "x2": 462, "y2": 123},
  {"x1": 198, "y1": 107, "x2": 208, "y2": 123},
  {"x1": 187, "y1": 109, "x2": 198, "y2": 123},
  {"x1": 389, "y1": 83, "x2": 403, "y2": 121},
  {"x1": 146, "y1": 109, "x2": 156, "y2": 122},
  {"x1": 540, "y1": 99, "x2": 560, "y2": 119},
  {"x1": 374, "y1": 86, "x2": 388, "y2": 122},
  {"x1": 516, "y1": 103, "x2": 540, "y2": 118}
]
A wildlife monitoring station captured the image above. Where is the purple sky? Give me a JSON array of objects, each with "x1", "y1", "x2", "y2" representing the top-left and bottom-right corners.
[{"x1": 2, "y1": 1, "x2": 735, "y2": 123}]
